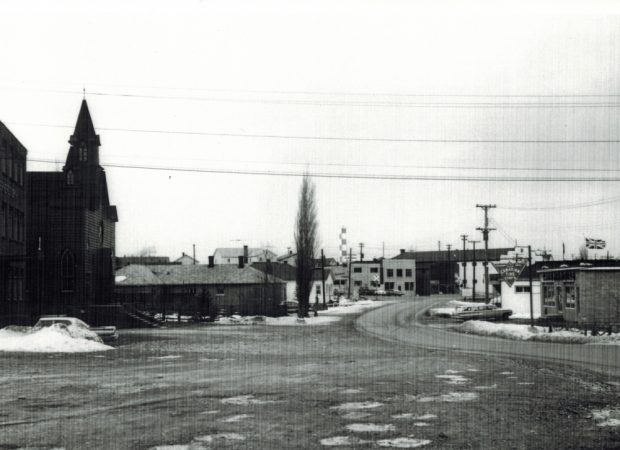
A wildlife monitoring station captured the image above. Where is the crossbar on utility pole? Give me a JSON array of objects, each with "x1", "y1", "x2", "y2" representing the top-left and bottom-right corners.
[
  {"x1": 469, "y1": 240, "x2": 480, "y2": 302},
  {"x1": 476, "y1": 204, "x2": 496, "y2": 303}
]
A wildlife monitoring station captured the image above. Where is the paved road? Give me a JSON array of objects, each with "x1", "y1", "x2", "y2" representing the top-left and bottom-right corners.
[{"x1": 356, "y1": 297, "x2": 620, "y2": 377}]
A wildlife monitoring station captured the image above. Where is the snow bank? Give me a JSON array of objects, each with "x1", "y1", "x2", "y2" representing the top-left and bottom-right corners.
[
  {"x1": 0, "y1": 324, "x2": 113, "y2": 353},
  {"x1": 453, "y1": 321, "x2": 620, "y2": 344},
  {"x1": 592, "y1": 409, "x2": 620, "y2": 427},
  {"x1": 345, "y1": 423, "x2": 396, "y2": 432},
  {"x1": 324, "y1": 299, "x2": 394, "y2": 316},
  {"x1": 377, "y1": 437, "x2": 431, "y2": 448},
  {"x1": 330, "y1": 401, "x2": 384, "y2": 411},
  {"x1": 264, "y1": 315, "x2": 341, "y2": 326}
]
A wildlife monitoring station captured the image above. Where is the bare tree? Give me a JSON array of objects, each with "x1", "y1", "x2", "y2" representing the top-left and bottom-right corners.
[{"x1": 295, "y1": 175, "x2": 318, "y2": 318}]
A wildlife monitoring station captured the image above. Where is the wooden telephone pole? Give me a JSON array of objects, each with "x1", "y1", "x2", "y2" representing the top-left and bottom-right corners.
[
  {"x1": 476, "y1": 204, "x2": 496, "y2": 303},
  {"x1": 469, "y1": 240, "x2": 480, "y2": 302}
]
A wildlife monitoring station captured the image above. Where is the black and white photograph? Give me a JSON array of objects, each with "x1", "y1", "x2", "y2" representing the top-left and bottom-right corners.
[{"x1": 1, "y1": 1, "x2": 619, "y2": 449}]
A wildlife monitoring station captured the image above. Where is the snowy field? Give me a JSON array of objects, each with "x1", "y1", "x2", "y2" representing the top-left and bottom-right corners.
[
  {"x1": 0, "y1": 323, "x2": 113, "y2": 353},
  {"x1": 452, "y1": 320, "x2": 620, "y2": 345}
]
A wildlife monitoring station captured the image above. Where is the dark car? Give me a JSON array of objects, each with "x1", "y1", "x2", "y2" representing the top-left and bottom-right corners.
[
  {"x1": 385, "y1": 289, "x2": 404, "y2": 296},
  {"x1": 359, "y1": 287, "x2": 377, "y2": 296}
]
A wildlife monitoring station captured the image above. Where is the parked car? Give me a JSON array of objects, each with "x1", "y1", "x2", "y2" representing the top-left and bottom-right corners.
[
  {"x1": 359, "y1": 287, "x2": 377, "y2": 296},
  {"x1": 33, "y1": 316, "x2": 119, "y2": 343},
  {"x1": 280, "y1": 300, "x2": 299, "y2": 314},
  {"x1": 385, "y1": 289, "x2": 405, "y2": 296},
  {"x1": 452, "y1": 305, "x2": 512, "y2": 321},
  {"x1": 374, "y1": 289, "x2": 387, "y2": 296}
]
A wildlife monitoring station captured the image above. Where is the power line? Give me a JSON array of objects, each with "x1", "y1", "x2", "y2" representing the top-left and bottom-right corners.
[
  {"x1": 9, "y1": 122, "x2": 620, "y2": 144},
  {"x1": 5, "y1": 87, "x2": 620, "y2": 108},
  {"x1": 500, "y1": 194, "x2": 620, "y2": 211},
  {"x1": 27, "y1": 157, "x2": 620, "y2": 182}
]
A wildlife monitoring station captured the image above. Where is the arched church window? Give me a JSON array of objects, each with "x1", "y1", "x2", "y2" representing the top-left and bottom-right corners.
[
  {"x1": 60, "y1": 249, "x2": 75, "y2": 292},
  {"x1": 79, "y1": 145, "x2": 88, "y2": 162},
  {"x1": 67, "y1": 170, "x2": 74, "y2": 185}
]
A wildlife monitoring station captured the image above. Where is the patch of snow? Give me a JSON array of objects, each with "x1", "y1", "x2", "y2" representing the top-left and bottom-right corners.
[
  {"x1": 213, "y1": 315, "x2": 265, "y2": 325},
  {"x1": 435, "y1": 374, "x2": 469, "y2": 384},
  {"x1": 0, "y1": 324, "x2": 112, "y2": 353},
  {"x1": 444, "y1": 369, "x2": 461, "y2": 374},
  {"x1": 151, "y1": 355, "x2": 182, "y2": 360},
  {"x1": 377, "y1": 437, "x2": 432, "y2": 448},
  {"x1": 221, "y1": 394, "x2": 275, "y2": 405},
  {"x1": 499, "y1": 371, "x2": 514, "y2": 375},
  {"x1": 413, "y1": 422, "x2": 430, "y2": 426},
  {"x1": 592, "y1": 409, "x2": 620, "y2": 427},
  {"x1": 473, "y1": 384, "x2": 497, "y2": 390},
  {"x1": 342, "y1": 411, "x2": 373, "y2": 420},
  {"x1": 221, "y1": 414, "x2": 253, "y2": 422},
  {"x1": 453, "y1": 320, "x2": 620, "y2": 344},
  {"x1": 264, "y1": 315, "x2": 341, "y2": 326},
  {"x1": 517, "y1": 382, "x2": 534, "y2": 386},
  {"x1": 392, "y1": 413, "x2": 414, "y2": 419},
  {"x1": 199, "y1": 410, "x2": 219, "y2": 415},
  {"x1": 340, "y1": 388, "x2": 363, "y2": 394},
  {"x1": 324, "y1": 300, "x2": 395, "y2": 316},
  {"x1": 320, "y1": 436, "x2": 369, "y2": 446},
  {"x1": 193, "y1": 433, "x2": 245, "y2": 443},
  {"x1": 416, "y1": 392, "x2": 478, "y2": 403},
  {"x1": 466, "y1": 368, "x2": 479, "y2": 372},
  {"x1": 331, "y1": 401, "x2": 384, "y2": 411},
  {"x1": 346, "y1": 423, "x2": 396, "y2": 432},
  {"x1": 115, "y1": 275, "x2": 127, "y2": 283}
]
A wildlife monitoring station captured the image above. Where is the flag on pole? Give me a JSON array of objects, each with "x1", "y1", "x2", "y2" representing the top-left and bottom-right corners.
[{"x1": 585, "y1": 237, "x2": 606, "y2": 249}]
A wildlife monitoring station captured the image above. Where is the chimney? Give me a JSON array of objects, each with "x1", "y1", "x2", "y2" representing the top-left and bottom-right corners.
[
  {"x1": 400, "y1": 249, "x2": 405, "y2": 254},
  {"x1": 243, "y1": 245, "x2": 249, "y2": 263},
  {"x1": 208, "y1": 256, "x2": 214, "y2": 268},
  {"x1": 238, "y1": 255, "x2": 244, "y2": 268}
]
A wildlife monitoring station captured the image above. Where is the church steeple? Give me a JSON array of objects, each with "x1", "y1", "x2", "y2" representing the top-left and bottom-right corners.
[{"x1": 65, "y1": 99, "x2": 100, "y2": 168}]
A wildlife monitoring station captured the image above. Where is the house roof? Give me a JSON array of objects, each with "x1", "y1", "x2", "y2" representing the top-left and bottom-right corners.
[
  {"x1": 395, "y1": 248, "x2": 514, "y2": 263},
  {"x1": 173, "y1": 253, "x2": 199, "y2": 264},
  {"x1": 252, "y1": 262, "x2": 297, "y2": 281},
  {"x1": 115, "y1": 264, "x2": 285, "y2": 286},
  {"x1": 148, "y1": 264, "x2": 283, "y2": 285},
  {"x1": 115, "y1": 264, "x2": 164, "y2": 286}
]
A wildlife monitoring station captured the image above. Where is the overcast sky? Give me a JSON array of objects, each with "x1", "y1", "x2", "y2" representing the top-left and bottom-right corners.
[{"x1": 1, "y1": 0, "x2": 620, "y2": 261}]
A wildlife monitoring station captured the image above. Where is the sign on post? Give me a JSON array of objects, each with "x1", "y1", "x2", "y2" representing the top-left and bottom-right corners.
[{"x1": 492, "y1": 261, "x2": 526, "y2": 287}]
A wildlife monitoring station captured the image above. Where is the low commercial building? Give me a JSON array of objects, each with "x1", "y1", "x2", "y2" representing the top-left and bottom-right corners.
[
  {"x1": 539, "y1": 265, "x2": 620, "y2": 329},
  {"x1": 383, "y1": 258, "x2": 416, "y2": 293},
  {"x1": 350, "y1": 260, "x2": 382, "y2": 292}
]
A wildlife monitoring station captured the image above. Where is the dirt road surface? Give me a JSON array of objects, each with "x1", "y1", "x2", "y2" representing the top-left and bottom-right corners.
[{"x1": 1, "y1": 297, "x2": 619, "y2": 449}]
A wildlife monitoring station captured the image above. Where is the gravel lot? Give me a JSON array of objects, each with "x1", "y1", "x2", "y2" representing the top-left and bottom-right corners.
[{"x1": 1, "y1": 300, "x2": 619, "y2": 449}]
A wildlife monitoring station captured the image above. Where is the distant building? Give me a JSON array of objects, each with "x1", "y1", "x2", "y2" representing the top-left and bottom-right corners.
[
  {"x1": 0, "y1": 121, "x2": 28, "y2": 325},
  {"x1": 383, "y1": 258, "x2": 416, "y2": 293},
  {"x1": 115, "y1": 257, "x2": 286, "y2": 318},
  {"x1": 26, "y1": 100, "x2": 118, "y2": 323},
  {"x1": 276, "y1": 250, "x2": 337, "y2": 267},
  {"x1": 173, "y1": 252, "x2": 199, "y2": 265},
  {"x1": 252, "y1": 261, "x2": 335, "y2": 303},
  {"x1": 213, "y1": 245, "x2": 277, "y2": 265},
  {"x1": 350, "y1": 260, "x2": 383, "y2": 291}
]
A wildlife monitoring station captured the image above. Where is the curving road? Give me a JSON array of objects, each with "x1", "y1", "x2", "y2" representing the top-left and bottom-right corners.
[{"x1": 356, "y1": 297, "x2": 620, "y2": 378}]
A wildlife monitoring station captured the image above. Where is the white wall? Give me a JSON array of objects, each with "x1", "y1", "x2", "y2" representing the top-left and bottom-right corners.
[{"x1": 500, "y1": 280, "x2": 541, "y2": 318}]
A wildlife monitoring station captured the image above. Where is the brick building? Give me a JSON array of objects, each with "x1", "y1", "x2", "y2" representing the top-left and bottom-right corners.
[
  {"x1": 0, "y1": 122, "x2": 28, "y2": 325},
  {"x1": 26, "y1": 100, "x2": 118, "y2": 322}
]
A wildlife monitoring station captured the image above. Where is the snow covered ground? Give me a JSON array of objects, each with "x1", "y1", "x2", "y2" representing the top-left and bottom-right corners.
[
  {"x1": 0, "y1": 324, "x2": 114, "y2": 353},
  {"x1": 212, "y1": 299, "x2": 393, "y2": 326},
  {"x1": 452, "y1": 320, "x2": 620, "y2": 345}
]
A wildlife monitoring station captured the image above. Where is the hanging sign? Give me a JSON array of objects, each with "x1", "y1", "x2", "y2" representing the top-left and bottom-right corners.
[{"x1": 492, "y1": 261, "x2": 526, "y2": 288}]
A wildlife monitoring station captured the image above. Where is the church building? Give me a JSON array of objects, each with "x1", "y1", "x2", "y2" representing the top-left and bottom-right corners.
[{"x1": 27, "y1": 100, "x2": 118, "y2": 322}]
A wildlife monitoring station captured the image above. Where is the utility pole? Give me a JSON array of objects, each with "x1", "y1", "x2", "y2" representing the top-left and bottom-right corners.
[
  {"x1": 359, "y1": 242, "x2": 364, "y2": 261},
  {"x1": 469, "y1": 240, "x2": 480, "y2": 302},
  {"x1": 347, "y1": 248, "x2": 352, "y2": 299},
  {"x1": 438, "y1": 241, "x2": 441, "y2": 251},
  {"x1": 528, "y1": 245, "x2": 534, "y2": 328},
  {"x1": 321, "y1": 249, "x2": 326, "y2": 308},
  {"x1": 476, "y1": 204, "x2": 496, "y2": 303},
  {"x1": 193, "y1": 244, "x2": 196, "y2": 265},
  {"x1": 446, "y1": 244, "x2": 452, "y2": 294},
  {"x1": 460, "y1": 234, "x2": 468, "y2": 289}
]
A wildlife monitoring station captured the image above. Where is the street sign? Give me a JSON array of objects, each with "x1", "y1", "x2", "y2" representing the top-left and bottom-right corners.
[{"x1": 492, "y1": 261, "x2": 526, "y2": 287}]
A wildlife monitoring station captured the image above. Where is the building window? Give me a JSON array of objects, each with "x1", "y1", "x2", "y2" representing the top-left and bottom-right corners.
[
  {"x1": 60, "y1": 249, "x2": 75, "y2": 292},
  {"x1": 370, "y1": 267, "x2": 379, "y2": 273},
  {"x1": 515, "y1": 286, "x2": 531, "y2": 293},
  {"x1": 353, "y1": 267, "x2": 362, "y2": 273},
  {"x1": 385, "y1": 282, "x2": 394, "y2": 290},
  {"x1": 565, "y1": 285, "x2": 576, "y2": 308},
  {"x1": 354, "y1": 281, "x2": 362, "y2": 286},
  {"x1": 216, "y1": 286, "x2": 225, "y2": 296},
  {"x1": 555, "y1": 286, "x2": 563, "y2": 311},
  {"x1": 543, "y1": 284, "x2": 555, "y2": 306},
  {"x1": 405, "y1": 282, "x2": 414, "y2": 291},
  {"x1": 316, "y1": 285, "x2": 321, "y2": 294},
  {"x1": 67, "y1": 170, "x2": 74, "y2": 185},
  {"x1": 396, "y1": 269, "x2": 403, "y2": 277},
  {"x1": 386, "y1": 269, "x2": 393, "y2": 277},
  {"x1": 79, "y1": 145, "x2": 88, "y2": 161},
  {"x1": 405, "y1": 269, "x2": 413, "y2": 277}
]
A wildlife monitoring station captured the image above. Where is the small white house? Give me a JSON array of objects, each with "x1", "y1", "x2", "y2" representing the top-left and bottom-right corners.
[{"x1": 500, "y1": 279, "x2": 542, "y2": 319}]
